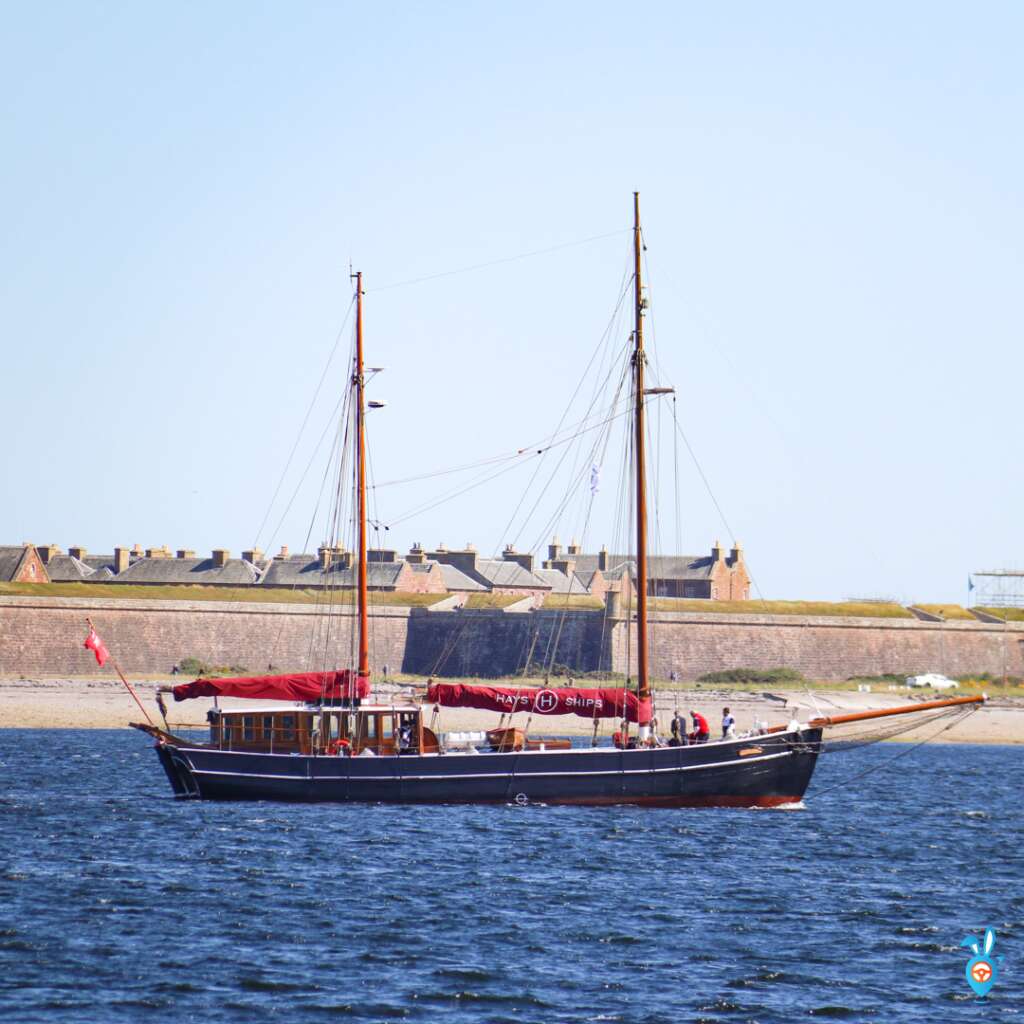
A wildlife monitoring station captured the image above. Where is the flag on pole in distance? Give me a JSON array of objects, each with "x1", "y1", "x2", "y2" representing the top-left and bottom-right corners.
[
  {"x1": 84, "y1": 627, "x2": 109, "y2": 667},
  {"x1": 968, "y1": 576, "x2": 975, "y2": 591}
]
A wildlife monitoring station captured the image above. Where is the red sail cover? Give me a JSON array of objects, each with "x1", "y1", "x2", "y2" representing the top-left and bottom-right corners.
[
  {"x1": 172, "y1": 670, "x2": 370, "y2": 703},
  {"x1": 426, "y1": 682, "x2": 651, "y2": 723}
]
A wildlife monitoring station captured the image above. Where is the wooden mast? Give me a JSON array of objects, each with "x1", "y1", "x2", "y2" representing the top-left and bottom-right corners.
[
  {"x1": 354, "y1": 271, "x2": 369, "y2": 681},
  {"x1": 633, "y1": 193, "x2": 651, "y2": 734}
]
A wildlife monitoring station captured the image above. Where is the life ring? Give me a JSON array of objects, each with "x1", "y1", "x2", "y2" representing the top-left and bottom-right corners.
[{"x1": 327, "y1": 738, "x2": 350, "y2": 756}]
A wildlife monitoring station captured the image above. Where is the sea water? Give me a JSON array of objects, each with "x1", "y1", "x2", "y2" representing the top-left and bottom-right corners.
[{"x1": 0, "y1": 731, "x2": 1020, "y2": 1023}]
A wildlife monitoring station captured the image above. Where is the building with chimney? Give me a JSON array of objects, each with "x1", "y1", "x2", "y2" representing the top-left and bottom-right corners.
[
  {"x1": 544, "y1": 538, "x2": 750, "y2": 600},
  {"x1": 0, "y1": 544, "x2": 48, "y2": 583}
]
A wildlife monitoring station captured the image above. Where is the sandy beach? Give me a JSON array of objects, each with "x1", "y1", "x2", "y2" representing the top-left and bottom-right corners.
[{"x1": 1, "y1": 677, "x2": 1021, "y2": 744}]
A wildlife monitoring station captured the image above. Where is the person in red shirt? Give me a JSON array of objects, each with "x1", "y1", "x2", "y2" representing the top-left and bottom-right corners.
[{"x1": 690, "y1": 710, "x2": 710, "y2": 744}]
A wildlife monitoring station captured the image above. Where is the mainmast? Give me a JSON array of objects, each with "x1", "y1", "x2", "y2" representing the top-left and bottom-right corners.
[
  {"x1": 354, "y1": 271, "x2": 369, "y2": 681},
  {"x1": 632, "y1": 193, "x2": 651, "y2": 737}
]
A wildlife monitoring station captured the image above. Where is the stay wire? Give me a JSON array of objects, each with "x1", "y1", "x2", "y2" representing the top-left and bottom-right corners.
[
  {"x1": 369, "y1": 228, "x2": 629, "y2": 292},
  {"x1": 252, "y1": 294, "x2": 357, "y2": 551},
  {"x1": 500, "y1": 269, "x2": 635, "y2": 551},
  {"x1": 811, "y1": 707, "x2": 979, "y2": 798}
]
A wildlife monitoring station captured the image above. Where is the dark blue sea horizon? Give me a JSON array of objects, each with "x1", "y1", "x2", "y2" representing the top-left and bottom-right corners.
[{"x1": 0, "y1": 730, "x2": 1020, "y2": 1023}]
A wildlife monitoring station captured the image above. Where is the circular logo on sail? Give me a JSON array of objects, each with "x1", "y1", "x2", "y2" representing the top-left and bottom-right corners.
[{"x1": 535, "y1": 689, "x2": 560, "y2": 714}]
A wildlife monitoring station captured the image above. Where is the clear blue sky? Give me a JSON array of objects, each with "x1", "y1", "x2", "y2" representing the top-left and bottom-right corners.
[{"x1": 2, "y1": 2, "x2": 1021, "y2": 603}]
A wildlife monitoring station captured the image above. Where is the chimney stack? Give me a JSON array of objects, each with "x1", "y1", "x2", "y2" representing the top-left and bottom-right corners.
[
  {"x1": 211, "y1": 549, "x2": 230, "y2": 568},
  {"x1": 547, "y1": 536, "x2": 561, "y2": 561},
  {"x1": 729, "y1": 541, "x2": 743, "y2": 565},
  {"x1": 567, "y1": 538, "x2": 581, "y2": 556},
  {"x1": 37, "y1": 544, "x2": 61, "y2": 564},
  {"x1": 113, "y1": 547, "x2": 130, "y2": 574},
  {"x1": 711, "y1": 540, "x2": 724, "y2": 563},
  {"x1": 275, "y1": 545, "x2": 289, "y2": 560},
  {"x1": 406, "y1": 543, "x2": 425, "y2": 564},
  {"x1": 242, "y1": 548, "x2": 264, "y2": 565},
  {"x1": 318, "y1": 546, "x2": 332, "y2": 571},
  {"x1": 598, "y1": 546, "x2": 609, "y2": 572},
  {"x1": 68, "y1": 546, "x2": 87, "y2": 561},
  {"x1": 176, "y1": 549, "x2": 195, "y2": 559},
  {"x1": 502, "y1": 544, "x2": 535, "y2": 573},
  {"x1": 146, "y1": 546, "x2": 171, "y2": 559}
]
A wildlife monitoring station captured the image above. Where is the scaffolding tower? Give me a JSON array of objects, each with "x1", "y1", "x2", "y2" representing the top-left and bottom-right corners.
[{"x1": 970, "y1": 570, "x2": 1024, "y2": 609}]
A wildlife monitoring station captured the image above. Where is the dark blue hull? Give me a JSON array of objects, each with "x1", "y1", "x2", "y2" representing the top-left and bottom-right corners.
[{"x1": 155, "y1": 729, "x2": 822, "y2": 807}]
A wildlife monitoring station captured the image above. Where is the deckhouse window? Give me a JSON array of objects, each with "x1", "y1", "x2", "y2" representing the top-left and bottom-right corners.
[
  {"x1": 282, "y1": 715, "x2": 296, "y2": 742},
  {"x1": 243, "y1": 716, "x2": 255, "y2": 741}
]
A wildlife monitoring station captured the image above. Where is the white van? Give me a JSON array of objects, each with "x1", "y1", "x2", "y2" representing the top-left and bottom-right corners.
[{"x1": 906, "y1": 673, "x2": 959, "y2": 690}]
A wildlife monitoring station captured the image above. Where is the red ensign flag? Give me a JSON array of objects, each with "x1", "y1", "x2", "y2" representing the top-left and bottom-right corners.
[{"x1": 84, "y1": 627, "x2": 109, "y2": 667}]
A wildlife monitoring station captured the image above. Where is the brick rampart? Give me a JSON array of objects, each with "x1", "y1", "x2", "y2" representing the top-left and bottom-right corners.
[
  {"x1": 1, "y1": 597, "x2": 1021, "y2": 681},
  {"x1": 613, "y1": 612, "x2": 1024, "y2": 681},
  {"x1": 0, "y1": 597, "x2": 409, "y2": 678}
]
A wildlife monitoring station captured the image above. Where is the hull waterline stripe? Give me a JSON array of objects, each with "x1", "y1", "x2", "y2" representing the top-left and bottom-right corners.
[{"x1": 180, "y1": 749, "x2": 795, "y2": 783}]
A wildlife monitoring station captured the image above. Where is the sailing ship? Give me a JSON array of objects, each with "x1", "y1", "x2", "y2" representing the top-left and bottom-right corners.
[{"x1": 132, "y1": 196, "x2": 984, "y2": 806}]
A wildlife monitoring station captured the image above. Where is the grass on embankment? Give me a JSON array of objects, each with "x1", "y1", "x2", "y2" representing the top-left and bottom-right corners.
[
  {"x1": 914, "y1": 604, "x2": 975, "y2": 620},
  {"x1": 646, "y1": 598, "x2": 913, "y2": 618},
  {"x1": 542, "y1": 594, "x2": 604, "y2": 610},
  {"x1": 976, "y1": 607, "x2": 1024, "y2": 622},
  {"x1": 462, "y1": 593, "x2": 531, "y2": 609},
  {"x1": 0, "y1": 581, "x2": 444, "y2": 607}
]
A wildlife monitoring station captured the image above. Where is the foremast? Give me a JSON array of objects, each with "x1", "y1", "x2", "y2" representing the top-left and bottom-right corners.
[
  {"x1": 632, "y1": 193, "x2": 652, "y2": 739},
  {"x1": 354, "y1": 271, "x2": 370, "y2": 682}
]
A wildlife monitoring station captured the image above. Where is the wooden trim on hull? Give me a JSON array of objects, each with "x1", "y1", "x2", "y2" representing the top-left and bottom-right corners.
[{"x1": 542, "y1": 794, "x2": 804, "y2": 808}]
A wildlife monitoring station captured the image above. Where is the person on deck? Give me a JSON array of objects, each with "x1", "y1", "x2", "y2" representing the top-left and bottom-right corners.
[
  {"x1": 648, "y1": 717, "x2": 665, "y2": 747},
  {"x1": 690, "y1": 710, "x2": 710, "y2": 744},
  {"x1": 669, "y1": 717, "x2": 681, "y2": 747},
  {"x1": 398, "y1": 722, "x2": 413, "y2": 753},
  {"x1": 722, "y1": 707, "x2": 736, "y2": 739},
  {"x1": 673, "y1": 710, "x2": 689, "y2": 745}
]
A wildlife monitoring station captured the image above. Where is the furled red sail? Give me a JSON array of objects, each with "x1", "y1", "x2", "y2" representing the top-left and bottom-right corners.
[
  {"x1": 426, "y1": 682, "x2": 651, "y2": 723},
  {"x1": 173, "y1": 670, "x2": 370, "y2": 703}
]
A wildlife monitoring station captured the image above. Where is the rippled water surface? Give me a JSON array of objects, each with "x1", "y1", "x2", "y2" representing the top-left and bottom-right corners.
[{"x1": 0, "y1": 731, "x2": 1021, "y2": 1022}]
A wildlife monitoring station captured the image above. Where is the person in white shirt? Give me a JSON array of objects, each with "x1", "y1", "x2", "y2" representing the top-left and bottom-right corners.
[{"x1": 722, "y1": 707, "x2": 736, "y2": 739}]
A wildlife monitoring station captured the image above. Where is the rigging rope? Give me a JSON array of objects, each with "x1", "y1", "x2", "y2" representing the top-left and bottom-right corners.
[
  {"x1": 369, "y1": 228, "x2": 629, "y2": 292},
  {"x1": 810, "y1": 706, "x2": 980, "y2": 797},
  {"x1": 252, "y1": 294, "x2": 356, "y2": 552}
]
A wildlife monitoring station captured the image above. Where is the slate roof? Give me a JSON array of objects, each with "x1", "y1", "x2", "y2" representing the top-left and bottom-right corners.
[
  {"x1": 567, "y1": 553, "x2": 714, "y2": 581},
  {"x1": 45, "y1": 554, "x2": 97, "y2": 582},
  {"x1": 474, "y1": 559, "x2": 550, "y2": 590},
  {"x1": 114, "y1": 556, "x2": 261, "y2": 586},
  {"x1": 82, "y1": 555, "x2": 120, "y2": 575},
  {"x1": 433, "y1": 562, "x2": 486, "y2": 592},
  {"x1": 0, "y1": 546, "x2": 32, "y2": 582},
  {"x1": 259, "y1": 555, "x2": 405, "y2": 589},
  {"x1": 534, "y1": 568, "x2": 590, "y2": 594}
]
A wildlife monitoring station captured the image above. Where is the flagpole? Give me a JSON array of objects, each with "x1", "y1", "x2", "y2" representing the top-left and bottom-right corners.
[{"x1": 86, "y1": 617, "x2": 156, "y2": 727}]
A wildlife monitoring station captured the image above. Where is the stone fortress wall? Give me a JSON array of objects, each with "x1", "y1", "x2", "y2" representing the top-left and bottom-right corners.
[{"x1": 3, "y1": 596, "x2": 1022, "y2": 682}]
